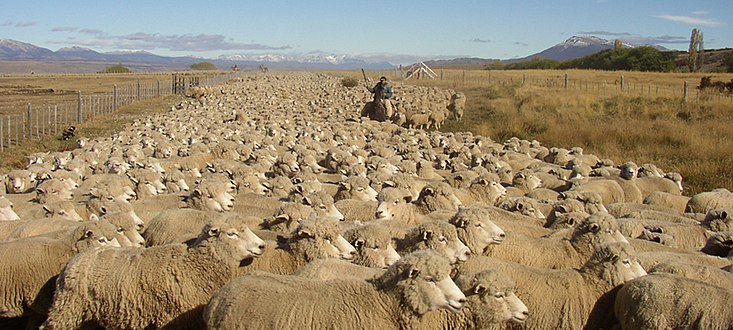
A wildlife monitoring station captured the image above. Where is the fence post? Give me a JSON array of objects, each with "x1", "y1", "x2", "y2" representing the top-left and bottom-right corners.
[
  {"x1": 113, "y1": 85, "x2": 118, "y2": 110},
  {"x1": 683, "y1": 81, "x2": 689, "y2": 102},
  {"x1": 54, "y1": 106, "x2": 58, "y2": 133},
  {"x1": 26, "y1": 103, "x2": 32, "y2": 139},
  {"x1": 137, "y1": 79, "x2": 141, "y2": 100},
  {"x1": 157, "y1": 80, "x2": 160, "y2": 97},
  {"x1": 564, "y1": 74, "x2": 568, "y2": 89},
  {"x1": 77, "y1": 91, "x2": 82, "y2": 123},
  {"x1": 0, "y1": 117, "x2": 3, "y2": 152}
]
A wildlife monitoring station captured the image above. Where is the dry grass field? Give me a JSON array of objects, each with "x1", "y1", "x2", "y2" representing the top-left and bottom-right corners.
[{"x1": 2, "y1": 69, "x2": 733, "y2": 196}]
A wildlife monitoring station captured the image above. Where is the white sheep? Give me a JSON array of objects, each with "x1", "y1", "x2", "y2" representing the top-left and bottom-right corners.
[
  {"x1": 397, "y1": 219, "x2": 472, "y2": 265},
  {"x1": 42, "y1": 217, "x2": 266, "y2": 330},
  {"x1": 643, "y1": 191, "x2": 690, "y2": 213},
  {"x1": 447, "y1": 206, "x2": 506, "y2": 255},
  {"x1": 33, "y1": 178, "x2": 74, "y2": 204},
  {"x1": 4, "y1": 169, "x2": 37, "y2": 194},
  {"x1": 483, "y1": 212, "x2": 629, "y2": 269},
  {"x1": 0, "y1": 196, "x2": 20, "y2": 221},
  {"x1": 204, "y1": 250, "x2": 467, "y2": 330},
  {"x1": 237, "y1": 218, "x2": 356, "y2": 275},
  {"x1": 615, "y1": 273, "x2": 733, "y2": 330},
  {"x1": 449, "y1": 92, "x2": 466, "y2": 121},
  {"x1": 701, "y1": 208, "x2": 733, "y2": 232},
  {"x1": 0, "y1": 221, "x2": 121, "y2": 319},
  {"x1": 460, "y1": 242, "x2": 647, "y2": 329},
  {"x1": 686, "y1": 188, "x2": 733, "y2": 214}
]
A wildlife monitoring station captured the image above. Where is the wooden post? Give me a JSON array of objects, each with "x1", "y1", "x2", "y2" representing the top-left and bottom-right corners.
[
  {"x1": 113, "y1": 85, "x2": 118, "y2": 110},
  {"x1": 27, "y1": 103, "x2": 32, "y2": 139},
  {"x1": 137, "y1": 79, "x2": 141, "y2": 100},
  {"x1": 683, "y1": 81, "x2": 689, "y2": 102},
  {"x1": 564, "y1": 74, "x2": 568, "y2": 89},
  {"x1": 522, "y1": 74, "x2": 526, "y2": 85},
  {"x1": 77, "y1": 91, "x2": 82, "y2": 123},
  {"x1": 0, "y1": 117, "x2": 3, "y2": 152},
  {"x1": 35, "y1": 108, "x2": 39, "y2": 137},
  {"x1": 54, "y1": 106, "x2": 58, "y2": 133}
]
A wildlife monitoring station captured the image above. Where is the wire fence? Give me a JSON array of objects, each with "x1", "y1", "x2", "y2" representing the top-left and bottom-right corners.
[
  {"x1": 365, "y1": 69, "x2": 733, "y2": 104},
  {"x1": 0, "y1": 71, "x2": 245, "y2": 152}
]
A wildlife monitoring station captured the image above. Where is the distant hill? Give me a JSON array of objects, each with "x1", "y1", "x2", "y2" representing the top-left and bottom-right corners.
[{"x1": 0, "y1": 38, "x2": 395, "y2": 73}]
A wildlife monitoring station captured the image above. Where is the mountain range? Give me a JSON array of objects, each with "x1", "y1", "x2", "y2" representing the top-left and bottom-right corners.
[{"x1": 0, "y1": 36, "x2": 669, "y2": 72}]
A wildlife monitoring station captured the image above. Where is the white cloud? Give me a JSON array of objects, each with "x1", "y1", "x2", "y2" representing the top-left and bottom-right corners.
[{"x1": 657, "y1": 15, "x2": 724, "y2": 27}]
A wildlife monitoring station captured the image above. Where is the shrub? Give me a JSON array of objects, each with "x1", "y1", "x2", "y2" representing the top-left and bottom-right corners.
[
  {"x1": 190, "y1": 62, "x2": 218, "y2": 71},
  {"x1": 341, "y1": 77, "x2": 360, "y2": 88},
  {"x1": 101, "y1": 64, "x2": 130, "y2": 73}
]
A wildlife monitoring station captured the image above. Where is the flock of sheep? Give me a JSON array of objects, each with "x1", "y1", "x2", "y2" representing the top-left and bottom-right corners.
[{"x1": 0, "y1": 71, "x2": 732, "y2": 329}]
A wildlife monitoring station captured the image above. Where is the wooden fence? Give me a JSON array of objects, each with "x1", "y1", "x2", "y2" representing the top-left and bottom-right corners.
[
  {"x1": 364, "y1": 69, "x2": 733, "y2": 104},
  {"x1": 0, "y1": 71, "x2": 244, "y2": 152}
]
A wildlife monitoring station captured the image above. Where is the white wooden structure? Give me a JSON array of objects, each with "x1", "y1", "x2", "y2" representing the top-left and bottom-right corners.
[{"x1": 403, "y1": 62, "x2": 437, "y2": 80}]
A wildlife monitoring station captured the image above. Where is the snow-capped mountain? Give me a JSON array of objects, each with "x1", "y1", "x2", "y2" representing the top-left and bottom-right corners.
[
  {"x1": 515, "y1": 36, "x2": 663, "y2": 62},
  {"x1": 0, "y1": 38, "x2": 55, "y2": 59}
]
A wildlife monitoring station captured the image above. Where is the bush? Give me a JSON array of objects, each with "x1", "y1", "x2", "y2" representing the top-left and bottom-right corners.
[
  {"x1": 101, "y1": 64, "x2": 130, "y2": 73},
  {"x1": 190, "y1": 62, "x2": 217, "y2": 71},
  {"x1": 341, "y1": 77, "x2": 359, "y2": 88}
]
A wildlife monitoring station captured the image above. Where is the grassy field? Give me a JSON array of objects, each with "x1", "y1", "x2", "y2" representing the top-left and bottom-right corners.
[
  {"x1": 2, "y1": 69, "x2": 733, "y2": 196},
  {"x1": 350, "y1": 69, "x2": 733, "y2": 196}
]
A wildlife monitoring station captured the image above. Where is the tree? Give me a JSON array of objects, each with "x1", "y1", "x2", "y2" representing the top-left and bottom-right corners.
[
  {"x1": 101, "y1": 64, "x2": 130, "y2": 73},
  {"x1": 688, "y1": 28, "x2": 703, "y2": 72},
  {"x1": 190, "y1": 62, "x2": 217, "y2": 71}
]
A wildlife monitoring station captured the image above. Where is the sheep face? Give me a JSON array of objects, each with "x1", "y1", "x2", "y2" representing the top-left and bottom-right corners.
[
  {"x1": 197, "y1": 221, "x2": 266, "y2": 261},
  {"x1": 701, "y1": 208, "x2": 732, "y2": 232},
  {"x1": 570, "y1": 212, "x2": 628, "y2": 248},
  {"x1": 302, "y1": 192, "x2": 343, "y2": 222},
  {"x1": 375, "y1": 188, "x2": 413, "y2": 220},
  {"x1": 72, "y1": 222, "x2": 123, "y2": 252},
  {"x1": 458, "y1": 270, "x2": 529, "y2": 324},
  {"x1": 0, "y1": 198, "x2": 20, "y2": 221},
  {"x1": 380, "y1": 250, "x2": 466, "y2": 314},
  {"x1": 289, "y1": 220, "x2": 356, "y2": 262},
  {"x1": 43, "y1": 202, "x2": 84, "y2": 221},
  {"x1": 450, "y1": 208, "x2": 506, "y2": 254},
  {"x1": 583, "y1": 243, "x2": 647, "y2": 285},
  {"x1": 6, "y1": 170, "x2": 36, "y2": 194},
  {"x1": 351, "y1": 237, "x2": 401, "y2": 269},
  {"x1": 407, "y1": 221, "x2": 472, "y2": 265}
]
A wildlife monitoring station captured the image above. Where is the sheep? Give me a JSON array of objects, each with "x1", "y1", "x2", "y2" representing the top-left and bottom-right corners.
[
  {"x1": 449, "y1": 92, "x2": 466, "y2": 120},
  {"x1": 185, "y1": 180, "x2": 235, "y2": 212},
  {"x1": 614, "y1": 273, "x2": 733, "y2": 330},
  {"x1": 5, "y1": 215, "x2": 141, "y2": 248},
  {"x1": 204, "y1": 250, "x2": 467, "y2": 330},
  {"x1": 483, "y1": 212, "x2": 629, "y2": 269},
  {"x1": 647, "y1": 260, "x2": 733, "y2": 289},
  {"x1": 42, "y1": 217, "x2": 266, "y2": 330},
  {"x1": 262, "y1": 202, "x2": 314, "y2": 233},
  {"x1": 635, "y1": 174, "x2": 683, "y2": 200},
  {"x1": 333, "y1": 175, "x2": 378, "y2": 201},
  {"x1": 0, "y1": 221, "x2": 122, "y2": 319},
  {"x1": 498, "y1": 196, "x2": 548, "y2": 220},
  {"x1": 407, "y1": 113, "x2": 430, "y2": 129},
  {"x1": 412, "y1": 269, "x2": 530, "y2": 328},
  {"x1": 413, "y1": 181, "x2": 463, "y2": 214},
  {"x1": 700, "y1": 231, "x2": 733, "y2": 257},
  {"x1": 5, "y1": 169, "x2": 37, "y2": 194},
  {"x1": 142, "y1": 209, "x2": 259, "y2": 246},
  {"x1": 0, "y1": 196, "x2": 20, "y2": 221},
  {"x1": 569, "y1": 178, "x2": 626, "y2": 206},
  {"x1": 397, "y1": 219, "x2": 472, "y2": 265},
  {"x1": 294, "y1": 222, "x2": 402, "y2": 281},
  {"x1": 460, "y1": 242, "x2": 647, "y2": 330},
  {"x1": 643, "y1": 191, "x2": 690, "y2": 213},
  {"x1": 237, "y1": 218, "x2": 356, "y2": 275},
  {"x1": 700, "y1": 208, "x2": 733, "y2": 232},
  {"x1": 34, "y1": 178, "x2": 74, "y2": 204},
  {"x1": 37, "y1": 200, "x2": 84, "y2": 221},
  {"x1": 452, "y1": 174, "x2": 507, "y2": 207},
  {"x1": 686, "y1": 188, "x2": 733, "y2": 214},
  {"x1": 428, "y1": 107, "x2": 448, "y2": 129},
  {"x1": 447, "y1": 206, "x2": 506, "y2": 255}
]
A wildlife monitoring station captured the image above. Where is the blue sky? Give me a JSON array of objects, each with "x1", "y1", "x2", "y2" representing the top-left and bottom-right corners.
[{"x1": 2, "y1": 1, "x2": 731, "y2": 64}]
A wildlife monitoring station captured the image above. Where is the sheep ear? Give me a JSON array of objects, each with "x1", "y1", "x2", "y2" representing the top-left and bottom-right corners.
[
  {"x1": 383, "y1": 180, "x2": 395, "y2": 187},
  {"x1": 297, "y1": 228, "x2": 315, "y2": 239},
  {"x1": 648, "y1": 226, "x2": 664, "y2": 234},
  {"x1": 566, "y1": 218, "x2": 576, "y2": 226},
  {"x1": 557, "y1": 205, "x2": 569, "y2": 213},
  {"x1": 423, "y1": 187, "x2": 435, "y2": 196},
  {"x1": 402, "y1": 195, "x2": 413, "y2": 203},
  {"x1": 516, "y1": 202, "x2": 526, "y2": 211},
  {"x1": 81, "y1": 230, "x2": 94, "y2": 240},
  {"x1": 42, "y1": 205, "x2": 52, "y2": 214},
  {"x1": 406, "y1": 267, "x2": 420, "y2": 279},
  {"x1": 99, "y1": 206, "x2": 108, "y2": 215},
  {"x1": 302, "y1": 196, "x2": 312, "y2": 206},
  {"x1": 339, "y1": 181, "x2": 350, "y2": 190},
  {"x1": 193, "y1": 189, "x2": 203, "y2": 197},
  {"x1": 721, "y1": 210, "x2": 728, "y2": 219},
  {"x1": 651, "y1": 236, "x2": 663, "y2": 243},
  {"x1": 353, "y1": 239, "x2": 365, "y2": 249},
  {"x1": 208, "y1": 227, "x2": 221, "y2": 237},
  {"x1": 89, "y1": 214, "x2": 100, "y2": 221},
  {"x1": 473, "y1": 284, "x2": 488, "y2": 295},
  {"x1": 422, "y1": 229, "x2": 434, "y2": 241},
  {"x1": 36, "y1": 187, "x2": 46, "y2": 194},
  {"x1": 455, "y1": 219, "x2": 468, "y2": 228},
  {"x1": 589, "y1": 223, "x2": 600, "y2": 233}
]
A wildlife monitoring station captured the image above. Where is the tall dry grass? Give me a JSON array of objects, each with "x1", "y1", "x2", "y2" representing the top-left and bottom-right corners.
[{"x1": 400, "y1": 70, "x2": 733, "y2": 196}]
